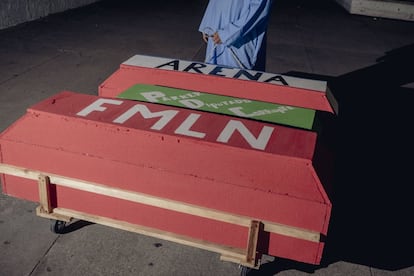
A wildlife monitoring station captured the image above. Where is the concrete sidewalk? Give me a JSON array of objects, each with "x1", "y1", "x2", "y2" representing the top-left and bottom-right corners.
[{"x1": 1, "y1": 0, "x2": 413, "y2": 275}]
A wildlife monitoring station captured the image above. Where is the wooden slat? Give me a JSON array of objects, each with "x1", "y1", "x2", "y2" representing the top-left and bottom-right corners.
[
  {"x1": 246, "y1": 220, "x2": 260, "y2": 265},
  {"x1": 53, "y1": 207, "x2": 247, "y2": 261},
  {"x1": 38, "y1": 175, "x2": 52, "y2": 214},
  {"x1": 35, "y1": 206, "x2": 72, "y2": 222}
]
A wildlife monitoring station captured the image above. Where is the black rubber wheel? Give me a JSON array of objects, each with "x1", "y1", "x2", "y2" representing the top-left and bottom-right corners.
[
  {"x1": 50, "y1": 219, "x2": 66, "y2": 234},
  {"x1": 240, "y1": 265, "x2": 252, "y2": 276}
]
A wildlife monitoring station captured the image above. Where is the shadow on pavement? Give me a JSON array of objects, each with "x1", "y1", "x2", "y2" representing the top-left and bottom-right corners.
[
  {"x1": 60, "y1": 219, "x2": 95, "y2": 234},
  {"x1": 247, "y1": 43, "x2": 414, "y2": 275},
  {"x1": 324, "y1": 43, "x2": 414, "y2": 271}
]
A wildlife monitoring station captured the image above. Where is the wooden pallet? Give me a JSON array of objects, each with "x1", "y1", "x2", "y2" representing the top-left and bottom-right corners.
[{"x1": 0, "y1": 163, "x2": 320, "y2": 269}]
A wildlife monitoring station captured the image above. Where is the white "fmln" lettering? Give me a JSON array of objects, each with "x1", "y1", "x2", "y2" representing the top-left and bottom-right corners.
[
  {"x1": 76, "y1": 99, "x2": 123, "y2": 116},
  {"x1": 175, "y1": 114, "x2": 206, "y2": 138},
  {"x1": 113, "y1": 104, "x2": 178, "y2": 130},
  {"x1": 217, "y1": 120, "x2": 274, "y2": 150},
  {"x1": 77, "y1": 99, "x2": 274, "y2": 151}
]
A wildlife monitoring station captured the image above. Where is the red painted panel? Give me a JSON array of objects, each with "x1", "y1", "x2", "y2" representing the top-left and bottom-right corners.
[
  {"x1": 0, "y1": 115, "x2": 329, "y2": 230},
  {"x1": 28, "y1": 91, "x2": 317, "y2": 159}
]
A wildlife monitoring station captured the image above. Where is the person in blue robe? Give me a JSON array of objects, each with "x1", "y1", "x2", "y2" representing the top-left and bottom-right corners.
[{"x1": 199, "y1": 0, "x2": 273, "y2": 71}]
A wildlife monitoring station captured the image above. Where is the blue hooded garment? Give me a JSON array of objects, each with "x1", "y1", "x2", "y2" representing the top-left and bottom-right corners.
[{"x1": 199, "y1": 0, "x2": 273, "y2": 71}]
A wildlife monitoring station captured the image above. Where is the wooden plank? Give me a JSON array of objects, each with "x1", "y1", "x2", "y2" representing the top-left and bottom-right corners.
[
  {"x1": 37, "y1": 175, "x2": 52, "y2": 214},
  {"x1": 53, "y1": 207, "x2": 247, "y2": 262},
  {"x1": 0, "y1": 163, "x2": 321, "y2": 243},
  {"x1": 35, "y1": 206, "x2": 72, "y2": 222},
  {"x1": 246, "y1": 220, "x2": 260, "y2": 265}
]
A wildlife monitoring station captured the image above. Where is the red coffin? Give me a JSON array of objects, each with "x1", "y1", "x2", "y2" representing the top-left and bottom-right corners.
[
  {"x1": 0, "y1": 91, "x2": 331, "y2": 265},
  {"x1": 99, "y1": 55, "x2": 338, "y2": 114}
]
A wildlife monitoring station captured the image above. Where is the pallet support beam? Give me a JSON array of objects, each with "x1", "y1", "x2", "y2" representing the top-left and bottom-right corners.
[
  {"x1": 38, "y1": 175, "x2": 52, "y2": 214},
  {"x1": 246, "y1": 220, "x2": 261, "y2": 266}
]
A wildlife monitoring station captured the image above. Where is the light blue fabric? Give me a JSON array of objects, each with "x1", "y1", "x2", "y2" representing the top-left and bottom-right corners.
[{"x1": 199, "y1": 0, "x2": 273, "y2": 71}]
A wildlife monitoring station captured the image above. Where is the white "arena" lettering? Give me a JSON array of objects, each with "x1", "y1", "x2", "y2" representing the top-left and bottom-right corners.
[{"x1": 122, "y1": 55, "x2": 328, "y2": 92}]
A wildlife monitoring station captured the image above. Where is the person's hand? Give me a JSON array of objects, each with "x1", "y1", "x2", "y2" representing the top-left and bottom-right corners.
[
  {"x1": 202, "y1": 32, "x2": 222, "y2": 44},
  {"x1": 202, "y1": 32, "x2": 209, "y2": 43},
  {"x1": 212, "y1": 32, "x2": 222, "y2": 44}
]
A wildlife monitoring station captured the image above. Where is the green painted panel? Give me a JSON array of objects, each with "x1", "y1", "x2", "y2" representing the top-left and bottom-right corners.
[{"x1": 118, "y1": 84, "x2": 315, "y2": 129}]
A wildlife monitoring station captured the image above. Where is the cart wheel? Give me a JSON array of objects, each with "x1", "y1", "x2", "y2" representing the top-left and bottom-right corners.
[
  {"x1": 239, "y1": 265, "x2": 252, "y2": 276},
  {"x1": 50, "y1": 219, "x2": 66, "y2": 234}
]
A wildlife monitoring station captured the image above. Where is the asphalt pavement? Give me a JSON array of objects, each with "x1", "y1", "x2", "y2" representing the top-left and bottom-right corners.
[{"x1": 1, "y1": 0, "x2": 414, "y2": 275}]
